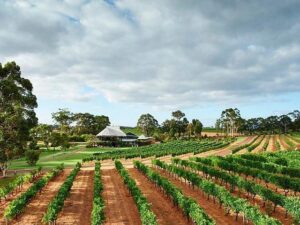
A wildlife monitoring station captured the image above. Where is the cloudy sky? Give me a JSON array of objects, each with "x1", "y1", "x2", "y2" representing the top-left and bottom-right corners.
[{"x1": 1, "y1": 0, "x2": 300, "y2": 126}]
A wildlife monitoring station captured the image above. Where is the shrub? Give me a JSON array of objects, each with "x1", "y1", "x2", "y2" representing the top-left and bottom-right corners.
[{"x1": 25, "y1": 150, "x2": 41, "y2": 166}]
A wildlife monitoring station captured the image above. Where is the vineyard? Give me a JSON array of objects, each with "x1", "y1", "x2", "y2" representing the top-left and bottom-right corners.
[{"x1": 0, "y1": 135, "x2": 300, "y2": 224}]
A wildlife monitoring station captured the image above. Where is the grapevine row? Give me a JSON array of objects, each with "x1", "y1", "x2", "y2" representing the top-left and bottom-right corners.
[
  {"x1": 247, "y1": 135, "x2": 265, "y2": 152},
  {"x1": 232, "y1": 135, "x2": 260, "y2": 154},
  {"x1": 173, "y1": 158, "x2": 300, "y2": 223},
  {"x1": 192, "y1": 157, "x2": 300, "y2": 194},
  {"x1": 115, "y1": 160, "x2": 158, "y2": 225},
  {"x1": 4, "y1": 164, "x2": 64, "y2": 221},
  {"x1": 43, "y1": 162, "x2": 81, "y2": 224},
  {"x1": 134, "y1": 161, "x2": 215, "y2": 225},
  {"x1": 0, "y1": 167, "x2": 42, "y2": 201},
  {"x1": 91, "y1": 162, "x2": 105, "y2": 225},
  {"x1": 83, "y1": 140, "x2": 231, "y2": 162},
  {"x1": 227, "y1": 155, "x2": 300, "y2": 179},
  {"x1": 153, "y1": 159, "x2": 281, "y2": 225}
]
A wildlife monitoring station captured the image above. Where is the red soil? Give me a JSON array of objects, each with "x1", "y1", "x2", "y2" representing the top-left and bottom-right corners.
[
  {"x1": 128, "y1": 168, "x2": 190, "y2": 225},
  {"x1": 55, "y1": 166, "x2": 94, "y2": 225},
  {"x1": 252, "y1": 136, "x2": 268, "y2": 153},
  {"x1": 279, "y1": 136, "x2": 290, "y2": 150},
  {"x1": 102, "y1": 169, "x2": 142, "y2": 225},
  {"x1": 267, "y1": 136, "x2": 276, "y2": 152}
]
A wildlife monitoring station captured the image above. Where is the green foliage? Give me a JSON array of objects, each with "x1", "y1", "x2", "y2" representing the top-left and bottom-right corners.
[
  {"x1": 135, "y1": 161, "x2": 215, "y2": 225},
  {"x1": 30, "y1": 124, "x2": 52, "y2": 149},
  {"x1": 73, "y1": 113, "x2": 110, "y2": 135},
  {"x1": 137, "y1": 114, "x2": 159, "y2": 136},
  {"x1": 153, "y1": 160, "x2": 281, "y2": 225},
  {"x1": 52, "y1": 108, "x2": 74, "y2": 134},
  {"x1": 0, "y1": 170, "x2": 40, "y2": 201},
  {"x1": 83, "y1": 140, "x2": 231, "y2": 162},
  {"x1": 43, "y1": 162, "x2": 81, "y2": 223},
  {"x1": 0, "y1": 61, "x2": 38, "y2": 174},
  {"x1": 25, "y1": 150, "x2": 41, "y2": 166},
  {"x1": 91, "y1": 162, "x2": 105, "y2": 225},
  {"x1": 115, "y1": 161, "x2": 158, "y2": 225},
  {"x1": 4, "y1": 164, "x2": 63, "y2": 220},
  {"x1": 194, "y1": 156, "x2": 300, "y2": 195},
  {"x1": 284, "y1": 197, "x2": 300, "y2": 223},
  {"x1": 175, "y1": 158, "x2": 300, "y2": 222}
]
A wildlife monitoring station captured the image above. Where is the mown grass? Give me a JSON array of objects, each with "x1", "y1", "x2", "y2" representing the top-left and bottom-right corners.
[{"x1": 8, "y1": 146, "x2": 128, "y2": 170}]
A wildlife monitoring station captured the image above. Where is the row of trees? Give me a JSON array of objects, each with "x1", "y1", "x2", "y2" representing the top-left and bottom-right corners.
[
  {"x1": 137, "y1": 110, "x2": 203, "y2": 138},
  {"x1": 27, "y1": 109, "x2": 110, "y2": 151},
  {"x1": 52, "y1": 109, "x2": 110, "y2": 135},
  {"x1": 216, "y1": 108, "x2": 300, "y2": 135}
]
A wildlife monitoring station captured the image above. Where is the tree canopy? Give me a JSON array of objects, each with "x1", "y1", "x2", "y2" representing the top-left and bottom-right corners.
[
  {"x1": 0, "y1": 61, "x2": 38, "y2": 175},
  {"x1": 137, "y1": 114, "x2": 159, "y2": 136}
]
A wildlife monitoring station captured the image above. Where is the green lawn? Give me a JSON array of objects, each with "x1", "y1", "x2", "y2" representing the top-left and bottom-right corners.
[{"x1": 8, "y1": 146, "x2": 128, "y2": 170}]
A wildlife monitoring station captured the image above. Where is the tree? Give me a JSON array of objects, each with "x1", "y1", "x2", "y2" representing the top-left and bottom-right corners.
[
  {"x1": 25, "y1": 150, "x2": 41, "y2": 166},
  {"x1": 192, "y1": 119, "x2": 203, "y2": 136},
  {"x1": 49, "y1": 132, "x2": 70, "y2": 150},
  {"x1": 279, "y1": 115, "x2": 292, "y2": 133},
  {"x1": 92, "y1": 115, "x2": 110, "y2": 134},
  {"x1": 220, "y1": 108, "x2": 241, "y2": 136},
  {"x1": 0, "y1": 62, "x2": 38, "y2": 176},
  {"x1": 72, "y1": 113, "x2": 110, "y2": 135},
  {"x1": 137, "y1": 114, "x2": 159, "y2": 136},
  {"x1": 172, "y1": 110, "x2": 185, "y2": 121},
  {"x1": 60, "y1": 133, "x2": 70, "y2": 151},
  {"x1": 52, "y1": 108, "x2": 73, "y2": 134},
  {"x1": 49, "y1": 133, "x2": 62, "y2": 150},
  {"x1": 161, "y1": 111, "x2": 189, "y2": 138},
  {"x1": 265, "y1": 116, "x2": 279, "y2": 134},
  {"x1": 186, "y1": 123, "x2": 194, "y2": 138},
  {"x1": 289, "y1": 110, "x2": 300, "y2": 131},
  {"x1": 31, "y1": 124, "x2": 52, "y2": 150}
]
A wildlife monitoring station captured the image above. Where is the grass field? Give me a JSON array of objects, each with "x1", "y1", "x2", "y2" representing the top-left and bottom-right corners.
[{"x1": 7, "y1": 146, "x2": 129, "y2": 170}]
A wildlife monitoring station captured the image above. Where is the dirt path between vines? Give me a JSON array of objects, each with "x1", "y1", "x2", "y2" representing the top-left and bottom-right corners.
[
  {"x1": 102, "y1": 169, "x2": 142, "y2": 225},
  {"x1": 128, "y1": 168, "x2": 189, "y2": 225},
  {"x1": 252, "y1": 136, "x2": 268, "y2": 153},
  {"x1": 267, "y1": 136, "x2": 276, "y2": 152},
  {"x1": 11, "y1": 169, "x2": 71, "y2": 225},
  {"x1": 56, "y1": 166, "x2": 94, "y2": 225},
  {"x1": 181, "y1": 167, "x2": 293, "y2": 225},
  {"x1": 153, "y1": 168, "x2": 243, "y2": 225},
  {"x1": 199, "y1": 136, "x2": 256, "y2": 157}
]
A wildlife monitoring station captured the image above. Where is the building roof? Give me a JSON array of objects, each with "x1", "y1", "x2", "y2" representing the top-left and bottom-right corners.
[
  {"x1": 138, "y1": 134, "x2": 153, "y2": 140},
  {"x1": 96, "y1": 126, "x2": 126, "y2": 137}
]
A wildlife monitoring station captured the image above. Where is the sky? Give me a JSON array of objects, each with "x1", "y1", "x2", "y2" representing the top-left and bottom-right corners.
[{"x1": 1, "y1": 0, "x2": 300, "y2": 127}]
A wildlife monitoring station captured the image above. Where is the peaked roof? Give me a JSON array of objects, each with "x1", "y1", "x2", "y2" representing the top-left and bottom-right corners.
[{"x1": 96, "y1": 126, "x2": 126, "y2": 137}]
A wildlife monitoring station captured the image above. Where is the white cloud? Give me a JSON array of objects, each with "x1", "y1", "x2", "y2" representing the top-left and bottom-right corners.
[{"x1": 1, "y1": 0, "x2": 300, "y2": 109}]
